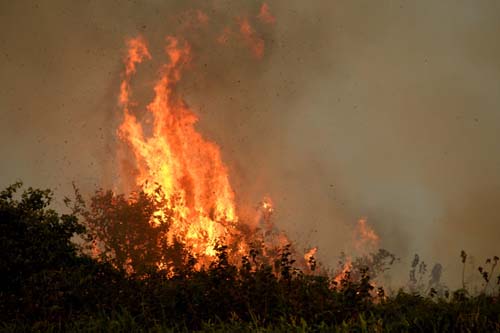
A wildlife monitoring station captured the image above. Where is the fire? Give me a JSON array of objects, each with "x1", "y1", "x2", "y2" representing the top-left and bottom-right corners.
[
  {"x1": 112, "y1": 6, "x2": 380, "y2": 277},
  {"x1": 261, "y1": 196, "x2": 274, "y2": 217},
  {"x1": 333, "y1": 218, "x2": 379, "y2": 284},
  {"x1": 304, "y1": 247, "x2": 317, "y2": 262},
  {"x1": 238, "y1": 18, "x2": 265, "y2": 59},
  {"x1": 304, "y1": 247, "x2": 317, "y2": 270},
  {"x1": 216, "y1": 27, "x2": 231, "y2": 45},
  {"x1": 119, "y1": 36, "x2": 151, "y2": 106},
  {"x1": 258, "y1": 3, "x2": 276, "y2": 25},
  {"x1": 333, "y1": 260, "x2": 353, "y2": 285},
  {"x1": 118, "y1": 36, "x2": 238, "y2": 260},
  {"x1": 354, "y1": 217, "x2": 379, "y2": 252},
  {"x1": 196, "y1": 10, "x2": 209, "y2": 25}
]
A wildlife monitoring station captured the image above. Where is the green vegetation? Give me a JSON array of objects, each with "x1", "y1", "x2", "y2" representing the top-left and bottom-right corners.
[{"x1": 1, "y1": 183, "x2": 499, "y2": 332}]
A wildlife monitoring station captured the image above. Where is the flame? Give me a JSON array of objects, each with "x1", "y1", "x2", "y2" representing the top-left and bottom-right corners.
[
  {"x1": 354, "y1": 218, "x2": 379, "y2": 252},
  {"x1": 238, "y1": 18, "x2": 265, "y2": 59},
  {"x1": 304, "y1": 247, "x2": 317, "y2": 262},
  {"x1": 256, "y1": 196, "x2": 275, "y2": 232},
  {"x1": 119, "y1": 36, "x2": 151, "y2": 106},
  {"x1": 216, "y1": 27, "x2": 232, "y2": 45},
  {"x1": 261, "y1": 196, "x2": 274, "y2": 214},
  {"x1": 113, "y1": 11, "x2": 376, "y2": 278},
  {"x1": 333, "y1": 260, "x2": 352, "y2": 285},
  {"x1": 258, "y1": 3, "x2": 276, "y2": 25},
  {"x1": 91, "y1": 240, "x2": 100, "y2": 258},
  {"x1": 118, "y1": 36, "x2": 239, "y2": 261},
  {"x1": 331, "y1": 219, "x2": 379, "y2": 285},
  {"x1": 196, "y1": 10, "x2": 209, "y2": 25},
  {"x1": 304, "y1": 247, "x2": 317, "y2": 270}
]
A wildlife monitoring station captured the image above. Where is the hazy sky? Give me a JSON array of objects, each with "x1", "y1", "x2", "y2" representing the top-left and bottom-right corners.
[{"x1": 1, "y1": 0, "x2": 500, "y2": 285}]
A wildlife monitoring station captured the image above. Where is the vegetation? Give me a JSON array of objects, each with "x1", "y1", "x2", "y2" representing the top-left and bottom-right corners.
[{"x1": 1, "y1": 183, "x2": 499, "y2": 332}]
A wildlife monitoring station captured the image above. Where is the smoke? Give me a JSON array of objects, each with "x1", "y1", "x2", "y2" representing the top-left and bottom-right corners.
[{"x1": 1, "y1": 0, "x2": 500, "y2": 287}]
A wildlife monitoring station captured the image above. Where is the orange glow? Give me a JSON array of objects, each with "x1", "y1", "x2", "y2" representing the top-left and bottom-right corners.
[
  {"x1": 118, "y1": 36, "x2": 239, "y2": 262},
  {"x1": 90, "y1": 240, "x2": 100, "y2": 258},
  {"x1": 113, "y1": 14, "x2": 373, "y2": 278},
  {"x1": 216, "y1": 27, "x2": 231, "y2": 45},
  {"x1": 333, "y1": 260, "x2": 352, "y2": 285},
  {"x1": 354, "y1": 218, "x2": 379, "y2": 252},
  {"x1": 196, "y1": 10, "x2": 209, "y2": 25},
  {"x1": 304, "y1": 247, "x2": 317, "y2": 261},
  {"x1": 119, "y1": 36, "x2": 151, "y2": 106},
  {"x1": 261, "y1": 196, "x2": 274, "y2": 214},
  {"x1": 304, "y1": 247, "x2": 317, "y2": 270},
  {"x1": 238, "y1": 18, "x2": 264, "y2": 59},
  {"x1": 258, "y1": 3, "x2": 275, "y2": 25}
]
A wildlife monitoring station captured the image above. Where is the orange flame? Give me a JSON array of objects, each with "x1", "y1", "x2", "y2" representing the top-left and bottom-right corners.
[
  {"x1": 118, "y1": 36, "x2": 239, "y2": 260},
  {"x1": 258, "y1": 3, "x2": 276, "y2": 25},
  {"x1": 333, "y1": 260, "x2": 352, "y2": 285},
  {"x1": 196, "y1": 10, "x2": 209, "y2": 25},
  {"x1": 354, "y1": 218, "x2": 379, "y2": 252},
  {"x1": 261, "y1": 196, "x2": 274, "y2": 214},
  {"x1": 304, "y1": 247, "x2": 317, "y2": 262},
  {"x1": 119, "y1": 36, "x2": 151, "y2": 106},
  {"x1": 332, "y1": 219, "x2": 379, "y2": 284},
  {"x1": 238, "y1": 18, "x2": 265, "y2": 59},
  {"x1": 216, "y1": 27, "x2": 232, "y2": 45},
  {"x1": 304, "y1": 247, "x2": 317, "y2": 270}
]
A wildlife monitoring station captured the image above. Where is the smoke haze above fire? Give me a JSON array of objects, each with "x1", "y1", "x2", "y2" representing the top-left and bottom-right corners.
[{"x1": 1, "y1": 0, "x2": 500, "y2": 282}]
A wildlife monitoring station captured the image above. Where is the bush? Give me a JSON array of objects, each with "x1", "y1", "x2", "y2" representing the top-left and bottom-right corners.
[{"x1": 1, "y1": 183, "x2": 499, "y2": 332}]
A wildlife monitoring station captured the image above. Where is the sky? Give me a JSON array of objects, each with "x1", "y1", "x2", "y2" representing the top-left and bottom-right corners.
[{"x1": 1, "y1": 0, "x2": 500, "y2": 286}]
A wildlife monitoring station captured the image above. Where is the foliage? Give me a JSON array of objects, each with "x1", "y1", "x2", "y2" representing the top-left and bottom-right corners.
[{"x1": 1, "y1": 183, "x2": 500, "y2": 332}]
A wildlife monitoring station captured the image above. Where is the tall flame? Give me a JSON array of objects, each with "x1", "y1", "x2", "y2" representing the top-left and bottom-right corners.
[
  {"x1": 354, "y1": 218, "x2": 379, "y2": 253},
  {"x1": 333, "y1": 218, "x2": 380, "y2": 284},
  {"x1": 118, "y1": 36, "x2": 238, "y2": 259},
  {"x1": 114, "y1": 27, "x2": 376, "y2": 275}
]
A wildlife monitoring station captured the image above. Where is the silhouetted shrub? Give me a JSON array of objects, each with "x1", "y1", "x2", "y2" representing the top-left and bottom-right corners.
[{"x1": 1, "y1": 183, "x2": 500, "y2": 332}]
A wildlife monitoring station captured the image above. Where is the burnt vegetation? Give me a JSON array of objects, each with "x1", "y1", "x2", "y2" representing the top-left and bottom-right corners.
[{"x1": 1, "y1": 183, "x2": 500, "y2": 332}]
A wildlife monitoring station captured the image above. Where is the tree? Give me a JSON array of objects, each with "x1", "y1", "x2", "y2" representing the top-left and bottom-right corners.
[
  {"x1": 77, "y1": 186, "x2": 192, "y2": 275},
  {"x1": 0, "y1": 182, "x2": 88, "y2": 321},
  {"x1": 0, "y1": 182, "x2": 85, "y2": 290}
]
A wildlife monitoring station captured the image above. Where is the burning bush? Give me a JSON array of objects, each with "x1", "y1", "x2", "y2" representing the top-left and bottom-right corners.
[{"x1": 2, "y1": 183, "x2": 500, "y2": 332}]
